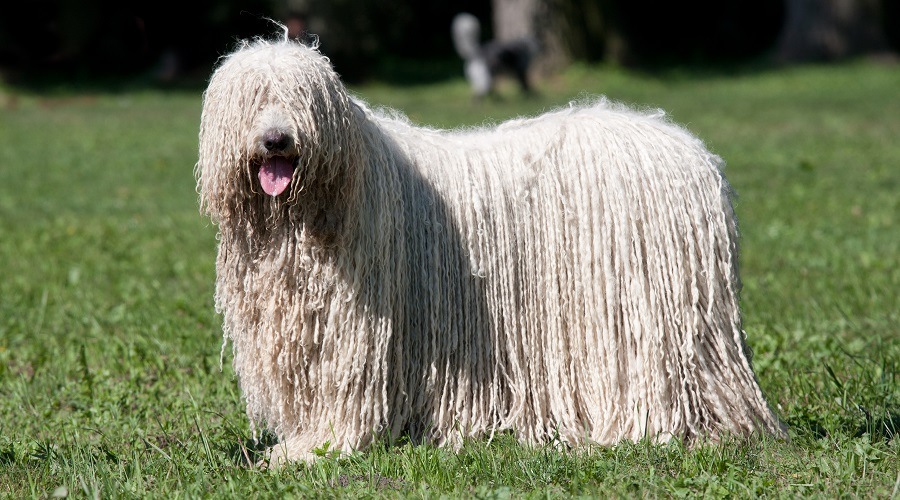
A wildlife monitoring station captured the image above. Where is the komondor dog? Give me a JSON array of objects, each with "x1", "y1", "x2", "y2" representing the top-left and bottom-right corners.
[{"x1": 196, "y1": 35, "x2": 785, "y2": 463}]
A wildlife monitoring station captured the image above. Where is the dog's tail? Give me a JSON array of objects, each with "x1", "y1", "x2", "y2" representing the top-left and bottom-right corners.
[{"x1": 451, "y1": 13, "x2": 482, "y2": 60}]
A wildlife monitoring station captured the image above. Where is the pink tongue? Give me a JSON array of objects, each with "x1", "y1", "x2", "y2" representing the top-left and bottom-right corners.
[{"x1": 259, "y1": 156, "x2": 294, "y2": 196}]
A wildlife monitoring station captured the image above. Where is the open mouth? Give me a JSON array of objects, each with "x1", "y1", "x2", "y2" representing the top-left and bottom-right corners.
[{"x1": 258, "y1": 156, "x2": 295, "y2": 196}]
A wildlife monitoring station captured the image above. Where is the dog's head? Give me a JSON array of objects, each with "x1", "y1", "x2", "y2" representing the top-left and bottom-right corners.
[{"x1": 197, "y1": 38, "x2": 363, "y2": 243}]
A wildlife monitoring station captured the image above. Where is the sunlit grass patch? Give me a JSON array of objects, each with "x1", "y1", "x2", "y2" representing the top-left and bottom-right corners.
[{"x1": 1, "y1": 61, "x2": 897, "y2": 497}]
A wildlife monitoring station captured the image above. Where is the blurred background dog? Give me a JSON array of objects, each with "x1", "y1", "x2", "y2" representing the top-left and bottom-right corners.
[{"x1": 452, "y1": 13, "x2": 539, "y2": 99}]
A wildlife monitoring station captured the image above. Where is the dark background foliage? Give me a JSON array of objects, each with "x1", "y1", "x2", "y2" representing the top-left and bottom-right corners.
[{"x1": 0, "y1": 0, "x2": 896, "y2": 83}]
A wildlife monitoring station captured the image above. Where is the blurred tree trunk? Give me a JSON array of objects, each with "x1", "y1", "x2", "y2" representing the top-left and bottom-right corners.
[
  {"x1": 775, "y1": 0, "x2": 892, "y2": 62},
  {"x1": 492, "y1": 0, "x2": 570, "y2": 73},
  {"x1": 492, "y1": 0, "x2": 537, "y2": 40}
]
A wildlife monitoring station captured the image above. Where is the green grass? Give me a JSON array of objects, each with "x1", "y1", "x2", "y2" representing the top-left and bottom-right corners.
[{"x1": 1, "y1": 61, "x2": 898, "y2": 497}]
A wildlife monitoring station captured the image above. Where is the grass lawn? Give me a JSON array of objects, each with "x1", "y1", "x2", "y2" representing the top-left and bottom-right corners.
[{"x1": 0, "y1": 60, "x2": 897, "y2": 497}]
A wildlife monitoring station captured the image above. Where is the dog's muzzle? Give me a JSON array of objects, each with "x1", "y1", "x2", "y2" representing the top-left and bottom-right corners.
[{"x1": 258, "y1": 130, "x2": 296, "y2": 196}]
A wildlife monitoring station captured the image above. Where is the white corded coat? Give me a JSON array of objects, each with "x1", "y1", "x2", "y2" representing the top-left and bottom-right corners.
[{"x1": 197, "y1": 37, "x2": 785, "y2": 462}]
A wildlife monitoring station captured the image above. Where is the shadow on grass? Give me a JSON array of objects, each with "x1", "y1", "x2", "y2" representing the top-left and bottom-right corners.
[
  {"x1": 14, "y1": 52, "x2": 869, "y2": 99},
  {"x1": 3, "y1": 55, "x2": 465, "y2": 97},
  {"x1": 2, "y1": 70, "x2": 212, "y2": 96},
  {"x1": 0, "y1": 446, "x2": 15, "y2": 465},
  {"x1": 855, "y1": 408, "x2": 900, "y2": 442},
  {"x1": 365, "y1": 56, "x2": 464, "y2": 86},
  {"x1": 787, "y1": 407, "x2": 900, "y2": 442},
  {"x1": 622, "y1": 55, "x2": 784, "y2": 83},
  {"x1": 227, "y1": 429, "x2": 279, "y2": 467}
]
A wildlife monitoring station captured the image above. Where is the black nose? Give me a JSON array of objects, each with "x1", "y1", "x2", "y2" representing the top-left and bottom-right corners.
[{"x1": 263, "y1": 130, "x2": 292, "y2": 152}]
